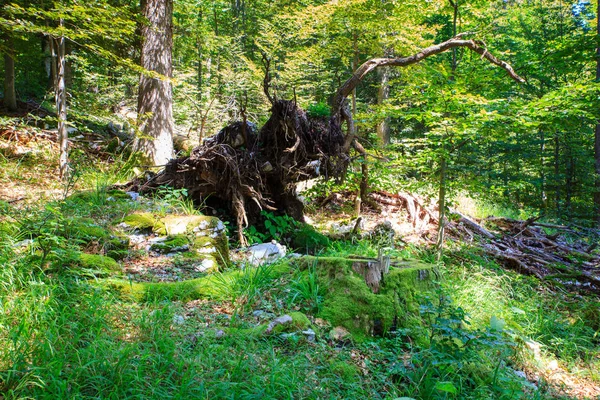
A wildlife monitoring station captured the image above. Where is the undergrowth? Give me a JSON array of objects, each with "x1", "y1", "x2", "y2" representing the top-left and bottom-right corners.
[{"x1": 1, "y1": 145, "x2": 598, "y2": 399}]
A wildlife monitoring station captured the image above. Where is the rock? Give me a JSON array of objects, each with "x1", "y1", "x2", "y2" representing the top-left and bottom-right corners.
[
  {"x1": 265, "y1": 314, "x2": 293, "y2": 334},
  {"x1": 246, "y1": 241, "x2": 286, "y2": 266},
  {"x1": 172, "y1": 315, "x2": 185, "y2": 325},
  {"x1": 150, "y1": 235, "x2": 189, "y2": 253},
  {"x1": 161, "y1": 215, "x2": 229, "y2": 269},
  {"x1": 194, "y1": 258, "x2": 215, "y2": 272},
  {"x1": 215, "y1": 329, "x2": 225, "y2": 338},
  {"x1": 302, "y1": 328, "x2": 316, "y2": 342},
  {"x1": 122, "y1": 212, "x2": 158, "y2": 230},
  {"x1": 367, "y1": 220, "x2": 395, "y2": 246},
  {"x1": 331, "y1": 218, "x2": 363, "y2": 236},
  {"x1": 126, "y1": 191, "x2": 139, "y2": 201},
  {"x1": 329, "y1": 326, "x2": 351, "y2": 341}
]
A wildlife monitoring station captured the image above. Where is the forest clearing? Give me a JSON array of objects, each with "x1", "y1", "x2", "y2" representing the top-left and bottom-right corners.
[{"x1": 2, "y1": 0, "x2": 600, "y2": 399}]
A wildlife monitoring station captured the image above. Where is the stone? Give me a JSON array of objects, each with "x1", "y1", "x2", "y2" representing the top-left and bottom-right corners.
[
  {"x1": 246, "y1": 241, "x2": 286, "y2": 266},
  {"x1": 172, "y1": 315, "x2": 185, "y2": 325},
  {"x1": 330, "y1": 326, "x2": 351, "y2": 341},
  {"x1": 265, "y1": 314, "x2": 293, "y2": 334},
  {"x1": 302, "y1": 328, "x2": 316, "y2": 342},
  {"x1": 215, "y1": 329, "x2": 225, "y2": 338}
]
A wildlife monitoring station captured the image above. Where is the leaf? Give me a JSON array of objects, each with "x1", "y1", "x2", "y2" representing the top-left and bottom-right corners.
[
  {"x1": 435, "y1": 381, "x2": 457, "y2": 394},
  {"x1": 490, "y1": 315, "x2": 506, "y2": 332}
]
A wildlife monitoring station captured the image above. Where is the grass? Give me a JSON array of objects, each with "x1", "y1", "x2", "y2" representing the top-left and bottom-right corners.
[{"x1": 1, "y1": 134, "x2": 599, "y2": 399}]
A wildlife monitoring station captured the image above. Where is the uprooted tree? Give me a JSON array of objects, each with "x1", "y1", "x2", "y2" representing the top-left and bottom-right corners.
[{"x1": 126, "y1": 34, "x2": 525, "y2": 245}]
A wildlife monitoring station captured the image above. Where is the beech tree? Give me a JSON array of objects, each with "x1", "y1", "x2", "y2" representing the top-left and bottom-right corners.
[
  {"x1": 3, "y1": 33, "x2": 17, "y2": 111},
  {"x1": 135, "y1": 0, "x2": 175, "y2": 167}
]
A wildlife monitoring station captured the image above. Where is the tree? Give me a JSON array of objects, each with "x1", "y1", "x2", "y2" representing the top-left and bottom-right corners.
[
  {"x1": 135, "y1": 0, "x2": 175, "y2": 166},
  {"x1": 3, "y1": 33, "x2": 17, "y2": 111},
  {"x1": 1, "y1": 1, "x2": 137, "y2": 178}
]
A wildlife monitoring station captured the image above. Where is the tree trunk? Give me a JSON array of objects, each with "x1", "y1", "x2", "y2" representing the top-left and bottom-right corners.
[
  {"x1": 376, "y1": 66, "x2": 390, "y2": 145},
  {"x1": 3, "y1": 34, "x2": 17, "y2": 111},
  {"x1": 594, "y1": 0, "x2": 600, "y2": 224},
  {"x1": 136, "y1": 0, "x2": 174, "y2": 166},
  {"x1": 54, "y1": 33, "x2": 69, "y2": 179}
]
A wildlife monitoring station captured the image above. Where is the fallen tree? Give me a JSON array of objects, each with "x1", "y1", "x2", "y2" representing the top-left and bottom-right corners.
[
  {"x1": 125, "y1": 34, "x2": 524, "y2": 245},
  {"x1": 361, "y1": 190, "x2": 600, "y2": 294}
]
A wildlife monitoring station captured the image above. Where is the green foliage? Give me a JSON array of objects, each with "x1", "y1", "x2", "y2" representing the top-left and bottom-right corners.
[
  {"x1": 306, "y1": 102, "x2": 331, "y2": 118},
  {"x1": 154, "y1": 186, "x2": 201, "y2": 215}
]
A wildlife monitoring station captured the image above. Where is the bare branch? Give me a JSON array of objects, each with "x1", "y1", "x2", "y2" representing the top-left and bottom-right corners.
[{"x1": 331, "y1": 34, "x2": 525, "y2": 118}]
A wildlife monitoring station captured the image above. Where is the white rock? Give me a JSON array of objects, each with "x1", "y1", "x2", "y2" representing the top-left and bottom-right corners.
[
  {"x1": 197, "y1": 246, "x2": 216, "y2": 254},
  {"x1": 246, "y1": 241, "x2": 286, "y2": 266},
  {"x1": 302, "y1": 328, "x2": 316, "y2": 342},
  {"x1": 172, "y1": 315, "x2": 185, "y2": 325},
  {"x1": 194, "y1": 258, "x2": 215, "y2": 272},
  {"x1": 126, "y1": 191, "x2": 139, "y2": 201},
  {"x1": 148, "y1": 236, "x2": 168, "y2": 243}
]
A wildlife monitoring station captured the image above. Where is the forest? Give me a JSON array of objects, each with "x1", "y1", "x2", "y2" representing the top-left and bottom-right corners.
[{"x1": 1, "y1": 0, "x2": 600, "y2": 399}]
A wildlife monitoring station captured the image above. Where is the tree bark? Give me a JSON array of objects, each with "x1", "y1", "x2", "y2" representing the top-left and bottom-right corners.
[
  {"x1": 376, "y1": 66, "x2": 390, "y2": 145},
  {"x1": 136, "y1": 0, "x2": 175, "y2": 166},
  {"x1": 595, "y1": 0, "x2": 600, "y2": 224},
  {"x1": 53, "y1": 32, "x2": 68, "y2": 179},
  {"x1": 3, "y1": 34, "x2": 17, "y2": 111}
]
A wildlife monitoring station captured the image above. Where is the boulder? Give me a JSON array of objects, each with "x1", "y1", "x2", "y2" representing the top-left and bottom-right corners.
[{"x1": 246, "y1": 241, "x2": 286, "y2": 266}]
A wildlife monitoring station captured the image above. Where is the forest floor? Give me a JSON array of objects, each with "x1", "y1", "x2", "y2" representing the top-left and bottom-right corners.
[{"x1": 1, "y1": 122, "x2": 600, "y2": 399}]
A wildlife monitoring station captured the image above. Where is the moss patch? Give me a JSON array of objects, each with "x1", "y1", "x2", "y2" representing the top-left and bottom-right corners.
[
  {"x1": 78, "y1": 253, "x2": 120, "y2": 271},
  {"x1": 295, "y1": 256, "x2": 432, "y2": 339},
  {"x1": 330, "y1": 361, "x2": 359, "y2": 380},
  {"x1": 122, "y1": 212, "x2": 161, "y2": 231},
  {"x1": 291, "y1": 224, "x2": 330, "y2": 253},
  {"x1": 62, "y1": 218, "x2": 110, "y2": 242},
  {"x1": 150, "y1": 235, "x2": 190, "y2": 253},
  {"x1": 98, "y1": 260, "x2": 293, "y2": 303}
]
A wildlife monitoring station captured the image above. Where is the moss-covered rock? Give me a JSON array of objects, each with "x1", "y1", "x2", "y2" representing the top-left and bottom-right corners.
[
  {"x1": 295, "y1": 256, "x2": 432, "y2": 339},
  {"x1": 271, "y1": 312, "x2": 312, "y2": 333},
  {"x1": 122, "y1": 212, "x2": 161, "y2": 231},
  {"x1": 104, "y1": 235, "x2": 130, "y2": 260},
  {"x1": 98, "y1": 260, "x2": 293, "y2": 302},
  {"x1": 161, "y1": 215, "x2": 221, "y2": 235},
  {"x1": 79, "y1": 253, "x2": 119, "y2": 270},
  {"x1": 150, "y1": 235, "x2": 190, "y2": 253},
  {"x1": 158, "y1": 215, "x2": 229, "y2": 268}
]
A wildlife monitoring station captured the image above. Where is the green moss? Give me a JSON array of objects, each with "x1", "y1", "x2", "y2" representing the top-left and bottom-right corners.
[
  {"x1": 150, "y1": 235, "x2": 190, "y2": 253},
  {"x1": 123, "y1": 212, "x2": 160, "y2": 231},
  {"x1": 330, "y1": 361, "x2": 359, "y2": 380},
  {"x1": 0, "y1": 221, "x2": 18, "y2": 236},
  {"x1": 295, "y1": 256, "x2": 433, "y2": 339},
  {"x1": 100, "y1": 274, "x2": 225, "y2": 302},
  {"x1": 272, "y1": 312, "x2": 311, "y2": 333},
  {"x1": 291, "y1": 224, "x2": 330, "y2": 253},
  {"x1": 62, "y1": 218, "x2": 109, "y2": 242},
  {"x1": 78, "y1": 253, "x2": 120, "y2": 271},
  {"x1": 191, "y1": 232, "x2": 230, "y2": 268},
  {"x1": 104, "y1": 235, "x2": 130, "y2": 260},
  {"x1": 97, "y1": 261, "x2": 293, "y2": 303}
]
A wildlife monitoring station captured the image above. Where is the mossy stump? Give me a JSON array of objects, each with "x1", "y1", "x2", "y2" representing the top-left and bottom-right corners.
[{"x1": 295, "y1": 256, "x2": 433, "y2": 339}]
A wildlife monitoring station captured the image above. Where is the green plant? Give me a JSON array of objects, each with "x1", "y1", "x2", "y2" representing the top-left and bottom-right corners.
[
  {"x1": 288, "y1": 263, "x2": 324, "y2": 313},
  {"x1": 306, "y1": 102, "x2": 330, "y2": 118},
  {"x1": 244, "y1": 211, "x2": 299, "y2": 245},
  {"x1": 155, "y1": 186, "x2": 201, "y2": 215}
]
